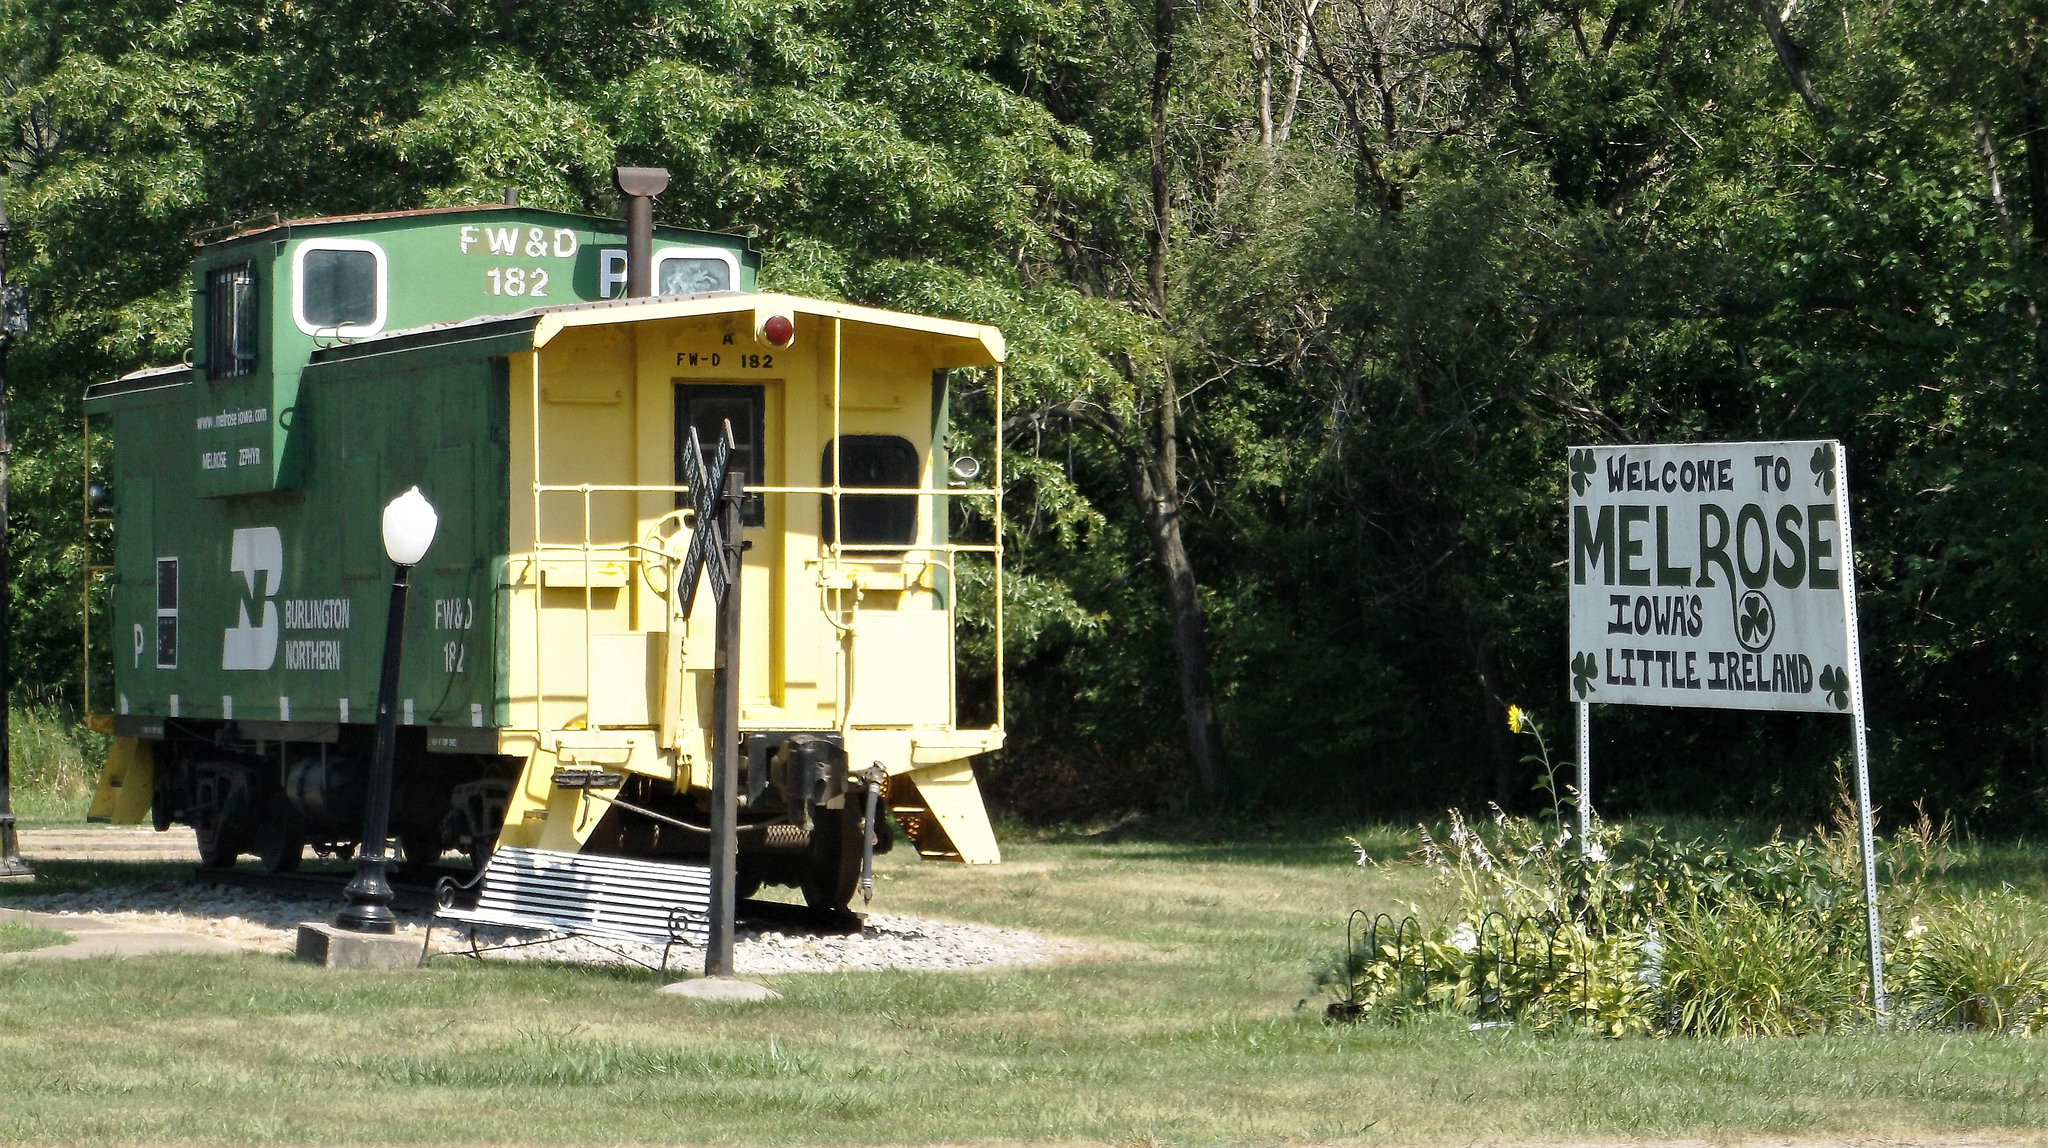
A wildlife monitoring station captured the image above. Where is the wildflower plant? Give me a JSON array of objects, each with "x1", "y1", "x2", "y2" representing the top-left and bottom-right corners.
[{"x1": 1316, "y1": 713, "x2": 2048, "y2": 1038}]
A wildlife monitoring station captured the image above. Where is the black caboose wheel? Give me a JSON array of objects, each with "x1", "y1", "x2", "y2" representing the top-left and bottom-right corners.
[
  {"x1": 194, "y1": 816, "x2": 248, "y2": 870},
  {"x1": 253, "y1": 787, "x2": 305, "y2": 873},
  {"x1": 256, "y1": 817, "x2": 304, "y2": 874},
  {"x1": 799, "y1": 803, "x2": 863, "y2": 910},
  {"x1": 191, "y1": 761, "x2": 257, "y2": 870}
]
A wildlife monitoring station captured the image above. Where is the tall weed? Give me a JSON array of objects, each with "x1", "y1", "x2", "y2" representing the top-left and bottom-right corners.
[
  {"x1": 1656, "y1": 890, "x2": 1865, "y2": 1035},
  {"x1": 7, "y1": 706, "x2": 105, "y2": 799},
  {"x1": 1896, "y1": 890, "x2": 2048, "y2": 1033}
]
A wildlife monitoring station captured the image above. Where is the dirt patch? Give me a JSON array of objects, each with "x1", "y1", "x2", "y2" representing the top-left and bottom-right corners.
[{"x1": 18, "y1": 825, "x2": 202, "y2": 863}]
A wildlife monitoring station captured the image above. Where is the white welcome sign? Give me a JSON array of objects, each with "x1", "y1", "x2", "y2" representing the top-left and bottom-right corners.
[
  {"x1": 1562, "y1": 438, "x2": 1886, "y2": 1018},
  {"x1": 1566, "y1": 440, "x2": 1859, "y2": 714}
]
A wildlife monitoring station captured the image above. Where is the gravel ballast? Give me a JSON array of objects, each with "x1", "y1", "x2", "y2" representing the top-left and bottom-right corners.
[{"x1": 20, "y1": 880, "x2": 1087, "y2": 974}]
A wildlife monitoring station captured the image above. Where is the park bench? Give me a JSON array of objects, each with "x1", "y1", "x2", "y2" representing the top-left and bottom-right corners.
[{"x1": 420, "y1": 846, "x2": 711, "y2": 976}]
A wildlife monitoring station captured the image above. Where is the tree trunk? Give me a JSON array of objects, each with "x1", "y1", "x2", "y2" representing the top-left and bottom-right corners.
[
  {"x1": 1130, "y1": 0, "x2": 1226, "y2": 803},
  {"x1": 1276, "y1": 1, "x2": 1317, "y2": 144},
  {"x1": 2024, "y1": 65, "x2": 2047, "y2": 249},
  {"x1": 1252, "y1": 0, "x2": 1274, "y2": 149},
  {"x1": 1753, "y1": 0, "x2": 1826, "y2": 115},
  {"x1": 1147, "y1": 0, "x2": 1174, "y2": 312},
  {"x1": 1124, "y1": 428, "x2": 1225, "y2": 803}
]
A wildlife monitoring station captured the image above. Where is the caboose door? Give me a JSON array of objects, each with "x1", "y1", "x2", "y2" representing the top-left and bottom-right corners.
[{"x1": 675, "y1": 382, "x2": 782, "y2": 710}]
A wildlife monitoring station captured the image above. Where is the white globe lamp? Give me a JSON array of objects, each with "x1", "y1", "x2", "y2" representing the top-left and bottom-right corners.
[{"x1": 381, "y1": 486, "x2": 438, "y2": 566}]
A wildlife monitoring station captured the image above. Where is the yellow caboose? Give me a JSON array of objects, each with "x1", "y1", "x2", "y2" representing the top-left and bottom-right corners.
[{"x1": 499, "y1": 293, "x2": 1009, "y2": 901}]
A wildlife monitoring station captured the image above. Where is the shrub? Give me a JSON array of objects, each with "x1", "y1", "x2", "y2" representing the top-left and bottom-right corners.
[
  {"x1": 1896, "y1": 890, "x2": 2048, "y2": 1033},
  {"x1": 1316, "y1": 715, "x2": 2042, "y2": 1038},
  {"x1": 8, "y1": 705, "x2": 106, "y2": 800}
]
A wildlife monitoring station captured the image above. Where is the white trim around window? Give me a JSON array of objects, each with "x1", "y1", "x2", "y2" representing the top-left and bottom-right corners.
[
  {"x1": 291, "y1": 238, "x2": 388, "y2": 338},
  {"x1": 652, "y1": 247, "x2": 742, "y2": 295}
]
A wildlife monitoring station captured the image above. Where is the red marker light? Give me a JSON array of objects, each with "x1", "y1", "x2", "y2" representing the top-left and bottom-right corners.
[{"x1": 762, "y1": 313, "x2": 795, "y2": 347}]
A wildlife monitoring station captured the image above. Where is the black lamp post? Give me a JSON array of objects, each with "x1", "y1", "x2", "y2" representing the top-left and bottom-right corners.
[
  {"x1": 336, "y1": 486, "x2": 437, "y2": 932},
  {"x1": 0, "y1": 184, "x2": 31, "y2": 883}
]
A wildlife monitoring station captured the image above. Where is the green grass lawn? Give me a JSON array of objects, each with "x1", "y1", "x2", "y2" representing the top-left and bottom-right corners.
[
  {"x1": 0, "y1": 921, "x2": 70, "y2": 954},
  {"x1": 0, "y1": 823, "x2": 2045, "y2": 1145}
]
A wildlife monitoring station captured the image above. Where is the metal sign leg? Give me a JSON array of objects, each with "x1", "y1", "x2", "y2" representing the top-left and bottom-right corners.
[{"x1": 1575, "y1": 700, "x2": 1592, "y2": 849}]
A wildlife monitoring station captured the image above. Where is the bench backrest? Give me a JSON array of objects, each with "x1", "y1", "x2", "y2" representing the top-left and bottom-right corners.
[{"x1": 468, "y1": 846, "x2": 713, "y2": 946}]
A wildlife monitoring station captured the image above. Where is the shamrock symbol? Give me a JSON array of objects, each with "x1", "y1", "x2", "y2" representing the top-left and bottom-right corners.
[
  {"x1": 1569, "y1": 448, "x2": 1597, "y2": 497},
  {"x1": 1810, "y1": 443, "x2": 1836, "y2": 495},
  {"x1": 1736, "y1": 591, "x2": 1776, "y2": 652},
  {"x1": 1571, "y1": 651, "x2": 1600, "y2": 699},
  {"x1": 1818, "y1": 665, "x2": 1850, "y2": 710}
]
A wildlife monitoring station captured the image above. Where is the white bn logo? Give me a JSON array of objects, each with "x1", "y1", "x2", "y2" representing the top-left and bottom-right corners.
[{"x1": 222, "y1": 527, "x2": 282, "y2": 671}]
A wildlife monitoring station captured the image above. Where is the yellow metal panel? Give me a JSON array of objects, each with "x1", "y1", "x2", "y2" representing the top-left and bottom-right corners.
[
  {"x1": 538, "y1": 558, "x2": 631, "y2": 588},
  {"x1": 851, "y1": 611, "x2": 951, "y2": 726},
  {"x1": 87, "y1": 737, "x2": 154, "y2": 825},
  {"x1": 498, "y1": 731, "x2": 663, "y2": 852},
  {"x1": 585, "y1": 632, "x2": 661, "y2": 727},
  {"x1": 910, "y1": 729, "x2": 1006, "y2": 763},
  {"x1": 896, "y1": 760, "x2": 1001, "y2": 864}
]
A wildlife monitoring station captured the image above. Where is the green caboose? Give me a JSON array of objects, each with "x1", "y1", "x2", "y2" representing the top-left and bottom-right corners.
[{"x1": 85, "y1": 193, "x2": 1007, "y2": 906}]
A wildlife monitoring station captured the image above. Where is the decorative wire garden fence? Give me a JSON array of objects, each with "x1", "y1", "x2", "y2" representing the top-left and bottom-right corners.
[
  {"x1": 1895, "y1": 982, "x2": 2048, "y2": 1033},
  {"x1": 1325, "y1": 909, "x2": 1605, "y2": 1029}
]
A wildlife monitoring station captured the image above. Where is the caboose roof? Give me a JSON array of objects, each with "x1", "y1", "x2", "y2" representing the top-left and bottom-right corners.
[
  {"x1": 533, "y1": 292, "x2": 1004, "y2": 365},
  {"x1": 194, "y1": 204, "x2": 752, "y2": 253},
  {"x1": 309, "y1": 291, "x2": 1005, "y2": 368}
]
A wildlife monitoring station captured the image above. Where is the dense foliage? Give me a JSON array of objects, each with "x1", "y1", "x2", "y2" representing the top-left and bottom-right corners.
[{"x1": 4, "y1": 0, "x2": 2046, "y2": 826}]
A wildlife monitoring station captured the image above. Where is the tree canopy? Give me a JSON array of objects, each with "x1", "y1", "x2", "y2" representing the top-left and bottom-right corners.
[{"x1": 6, "y1": 0, "x2": 2047, "y2": 828}]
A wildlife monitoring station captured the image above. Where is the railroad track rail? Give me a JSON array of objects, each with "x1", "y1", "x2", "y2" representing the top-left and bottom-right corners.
[{"x1": 191, "y1": 867, "x2": 867, "y2": 936}]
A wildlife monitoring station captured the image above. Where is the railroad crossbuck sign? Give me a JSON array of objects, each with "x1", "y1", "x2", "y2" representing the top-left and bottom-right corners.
[{"x1": 1566, "y1": 440, "x2": 1862, "y2": 715}]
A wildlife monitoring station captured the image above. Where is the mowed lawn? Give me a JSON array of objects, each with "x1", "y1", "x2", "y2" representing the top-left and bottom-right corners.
[{"x1": 1, "y1": 826, "x2": 2046, "y2": 1145}]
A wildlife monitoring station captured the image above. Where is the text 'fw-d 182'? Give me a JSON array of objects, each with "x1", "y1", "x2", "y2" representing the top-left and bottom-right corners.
[{"x1": 79, "y1": 172, "x2": 1007, "y2": 910}]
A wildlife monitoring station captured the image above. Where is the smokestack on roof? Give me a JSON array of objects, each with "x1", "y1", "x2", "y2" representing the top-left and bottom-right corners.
[{"x1": 613, "y1": 167, "x2": 670, "y2": 299}]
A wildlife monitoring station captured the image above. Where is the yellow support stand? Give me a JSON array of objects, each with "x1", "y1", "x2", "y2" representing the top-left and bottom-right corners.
[{"x1": 87, "y1": 737, "x2": 154, "y2": 825}]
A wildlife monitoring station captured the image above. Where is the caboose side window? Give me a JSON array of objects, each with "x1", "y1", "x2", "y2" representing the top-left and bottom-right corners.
[
  {"x1": 293, "y1": 240, "x2": 387, "y2": 337},
  {"x1": 821, "y1": 436, "x2": 920, "y2": 548},
  {"x1": 205, "y1": 264, "x2": 257, "y2": 379},
  {"x1": 155, "y1": 557, "x2": 179, "y2": 669},
  {"x1": 675, "y1": 384, "x2": 765, "y2": 527},
  {"x1": 654, "y1": 250, "x2": 737, "y2": 295}
]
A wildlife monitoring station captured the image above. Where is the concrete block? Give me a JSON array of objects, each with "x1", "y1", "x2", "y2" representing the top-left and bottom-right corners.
[{"x1": 295, "y1": 922, "x2": 419, "y2": 969}]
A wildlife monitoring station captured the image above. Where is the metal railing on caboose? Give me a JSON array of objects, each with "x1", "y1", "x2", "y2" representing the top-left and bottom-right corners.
[{"x1": 516, "y1": 317, "x2": 1005, "y2": 761}]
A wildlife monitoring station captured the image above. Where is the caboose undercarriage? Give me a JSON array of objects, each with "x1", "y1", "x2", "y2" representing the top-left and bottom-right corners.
[{"x1": 126, "y1": 718, "x2": 887, "y2": 907}]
